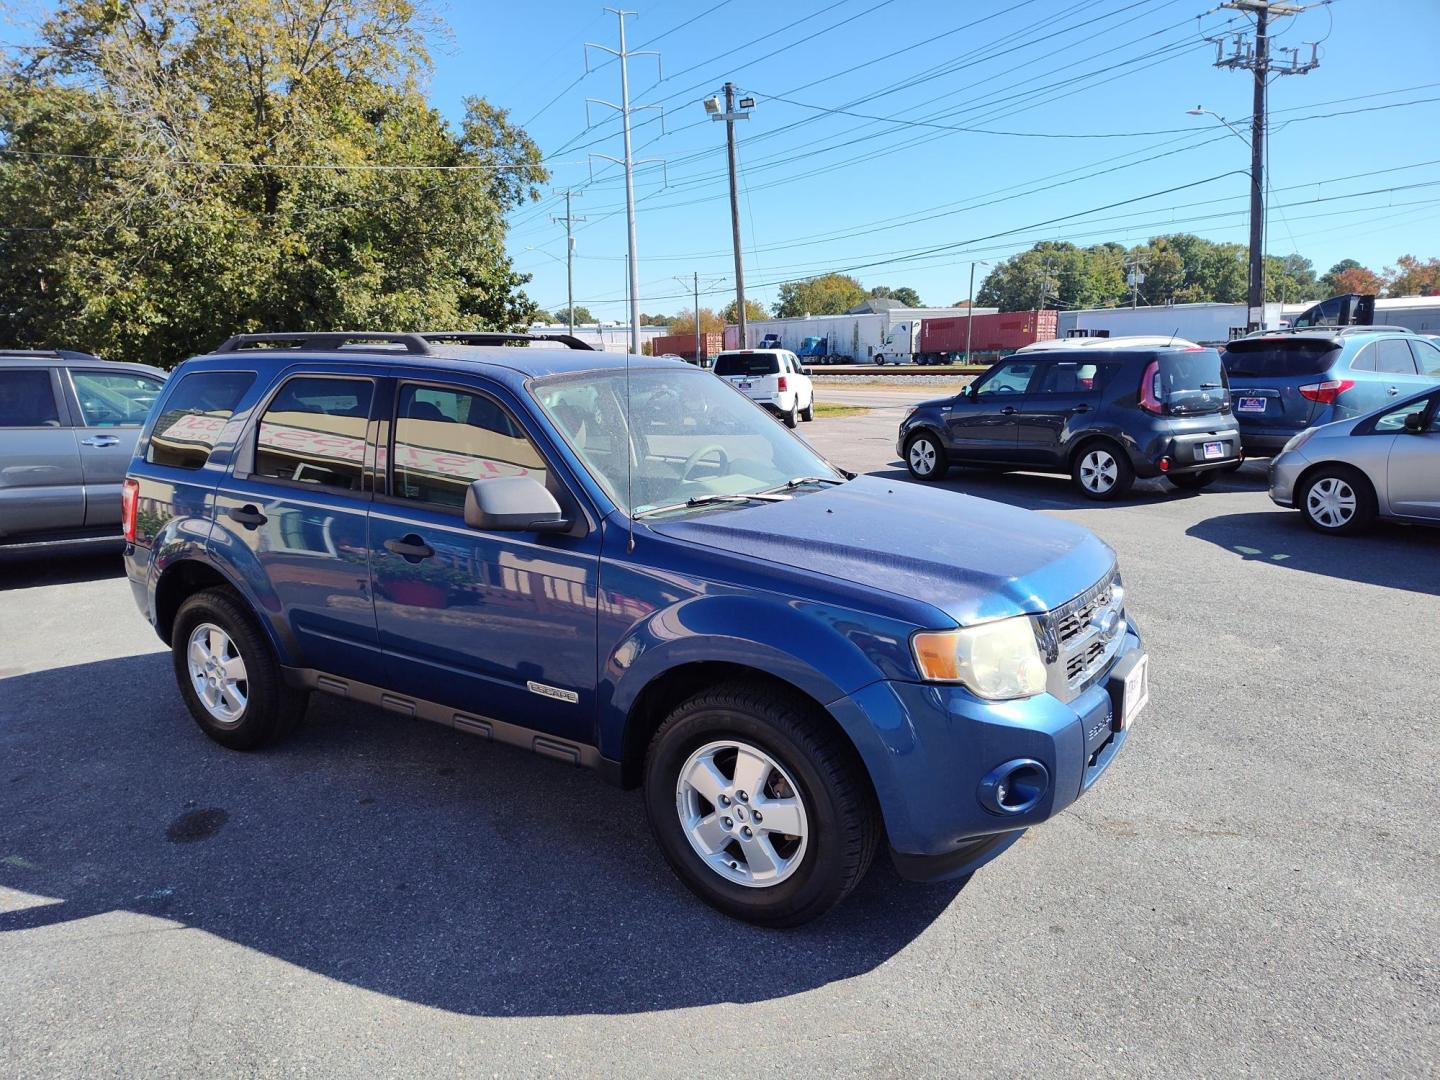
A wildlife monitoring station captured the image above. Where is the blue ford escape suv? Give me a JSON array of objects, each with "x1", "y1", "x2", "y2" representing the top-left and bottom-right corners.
[{"x1": 122, "y1": 331, "x2": 1147, "y2": 926}]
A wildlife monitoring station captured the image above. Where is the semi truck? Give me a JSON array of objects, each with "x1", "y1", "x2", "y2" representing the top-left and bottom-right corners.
[{"x1": 873, "y1": 310, "x2": 1060, "y2": 365}]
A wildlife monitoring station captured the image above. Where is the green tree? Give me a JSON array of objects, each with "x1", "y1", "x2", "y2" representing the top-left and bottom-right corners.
[
  {"x1": 976, "y1": 242, "x2": 1124, "y2": 311},
  {"x1": 640, "y1": 312, "x2": 673, "y2": 326},
  {"x1": 868, "y1": 285, "x2": 924, "y2": 307},
  {"x1": 564, "y1": 305, "x2": 596, "y2": 325},
  {"x1": 720, "y1": 298, "x2": 770, "y2": 324},
  {"x1": 773, "y1": 273, "x2": 867, "y2": 318},
  {"x1": 0, "y1": 0, "x2": 546, "y2": 367}
]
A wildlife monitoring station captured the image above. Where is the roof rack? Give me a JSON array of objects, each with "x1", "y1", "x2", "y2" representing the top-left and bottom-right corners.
[
  {"x1": 420, "y1": 331, "x2": 595, "y2": 351},
  {"x1": 1258, "y1": 325, "x2": 1413, "y2": 337},
  {"x1": 213, "y1": 332, "x2": 433, "y2": 355},
  {"x1": 0, "y1": 348, "x2": 104, "y2": 361}
]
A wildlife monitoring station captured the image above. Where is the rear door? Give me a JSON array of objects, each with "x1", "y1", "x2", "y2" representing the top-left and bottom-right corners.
[
  {"x1": 1383, "y1": 391, "x2": 1440, "y2": 520},
  {"x1": 213, "y1": 367, "x2": 381, "y2": 681},
  {"x1": 65, "y1": 367, "x2": 166, "y2": 527},
  {"x1": 0, "y1": 367, "x2": 85, "y2": 539},
  {"x1": 1013, "y1": 359, "x2": 1117, "y2": 465},
  {"x1": 943, "y1": 356, "x2": 1039, "y2": 461},
  {"x1": 1350, "y1": 338, "x2": 1435, "y2": 418},
  {"x1": 714, "y1": 352, "x2": 780, "y2": 403}
]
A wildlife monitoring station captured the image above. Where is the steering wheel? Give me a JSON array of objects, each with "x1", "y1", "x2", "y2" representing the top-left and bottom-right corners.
[
  {"x1": 993, "y1": 383, "x2": 1018, "y2": 393},
  {"x1": 681, "y1": 443, "x2": 729, "y2": 482}
]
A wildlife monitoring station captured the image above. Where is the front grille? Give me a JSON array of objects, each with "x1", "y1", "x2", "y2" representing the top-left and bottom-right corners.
[{"x1": 1037, "y1": 568, "x2": 1125, "y2": 703}]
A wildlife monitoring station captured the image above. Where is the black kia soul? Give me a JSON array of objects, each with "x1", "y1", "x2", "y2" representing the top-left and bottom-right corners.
[{"x1": 898, "y1": 340, "x2": 1241, "y2": 499}]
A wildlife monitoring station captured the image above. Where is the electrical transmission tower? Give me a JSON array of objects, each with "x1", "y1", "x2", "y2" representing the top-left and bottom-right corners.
[
  {"x1": 585, "y1": 9, "x2": 664, "y2": 354},
  {"x1": 551, "y1": 189, "x2": 586, "y2": 335},
  {"x1": 1208, "y1": 1, "x2": 1321, "y2": 328}
]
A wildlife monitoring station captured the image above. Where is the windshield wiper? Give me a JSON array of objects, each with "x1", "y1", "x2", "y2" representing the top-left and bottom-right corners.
[
  {"x1": 762, "y1": 475, "x2": 846, "y2": 494},
  {"x1": 633, "y1": 492, "x2": 791, "y2": 519}
]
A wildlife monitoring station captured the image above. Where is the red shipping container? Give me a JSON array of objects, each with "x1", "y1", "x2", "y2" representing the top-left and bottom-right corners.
[
  {"x1": 651, "y1": 331, "x2": 723, "y2": 361},
  {"x1": 918, "y1": 310, "x2": 1058, "y2": 355}
]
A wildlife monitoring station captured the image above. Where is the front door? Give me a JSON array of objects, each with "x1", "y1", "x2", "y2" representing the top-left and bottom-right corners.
[
  {"x1": 368, "y1": 376, "x2": 600, "y2": 746},
  {"x1": 0, "y1": 367, "x2": 85, "y2": 540},
  {"x1": 1385, "y1": 392, "x2": 1440, "y2": 520},
  {"x1": 65, "y1": 367, "x2": 165, "y2": 528},
  {"x1": 213, "y1": 368, "x2": 381, "y2": 681},
  {"x1": 1013, "y1": 359, "x2": 1116, "y2": 466},
  {"x1": 943, "y1": 357, "x2": 1040, "y2": 461}
]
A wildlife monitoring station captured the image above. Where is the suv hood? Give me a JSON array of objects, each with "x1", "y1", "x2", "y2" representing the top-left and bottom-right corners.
[{"x1": 649, "y1": 475, "x2": 1115, "y2": 626}]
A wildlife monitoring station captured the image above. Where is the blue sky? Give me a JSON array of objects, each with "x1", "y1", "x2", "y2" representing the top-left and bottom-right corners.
[
  {"x1": 7, "y1": 0, "x2": 1439, "y2": 321},
  {"x1": 442, "y1": 0, "x2": 1440, "y2": 320}
]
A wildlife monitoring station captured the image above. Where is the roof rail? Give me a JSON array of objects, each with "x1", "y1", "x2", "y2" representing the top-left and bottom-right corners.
[
  {"x1": 212, "y1": 332, "x2": 433, "y2": 355},
  {"x1": 420, "y1": 331, "x2": 595, "y2": 351},
  {"x1": 1, "y1": 348, "x2": 103, "y2": 361},
  {"x1": 1255, "y1": 325, "x2": 1413, "y2": 337}
]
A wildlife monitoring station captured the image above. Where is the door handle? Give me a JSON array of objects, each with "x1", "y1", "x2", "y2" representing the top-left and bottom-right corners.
[
  {"x1": 1069, "y1": 404, "x2": 1091, "y2": 414},
  {"x1": 227, "y1": 505, "x2": 267, "y2": 529},
  {"x1": 1000, "y1": 406, "x2": 1017, "y2": 415},
  {"x1": 1386, "y1": 386, "x2": 1400, "y2": 396},
  {"x1": 81, "y1": 435, "x2": 120, "y2": 447},
  {"x1": 384, "y1": 534, "x2": 435, "y2": 563}
]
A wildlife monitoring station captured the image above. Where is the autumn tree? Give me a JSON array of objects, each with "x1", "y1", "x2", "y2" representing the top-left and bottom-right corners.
[
  {"x1": 1385, "y1": 255, "x2": 1440, "y2": 296},
  {"x1": 670, "y1": 307, "x2": 723, "y2": 336},
  {"x1": 773, "y1": 273, "x2": 866, "y2": 318},
  {"x1": 720, "y1": 298, "x2": 770, "y2": 324},
  {"x1": 0, "y1": 0, "x2": 547, "y2": 366},
  {"x1": 1320, "y1": 259, "x2": 1384, "y2": 296}
]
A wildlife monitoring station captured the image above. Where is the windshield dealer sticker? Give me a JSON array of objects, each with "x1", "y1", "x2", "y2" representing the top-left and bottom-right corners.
[{"x1": 527, "y1": 681, "x2": 579, "y2": 704}]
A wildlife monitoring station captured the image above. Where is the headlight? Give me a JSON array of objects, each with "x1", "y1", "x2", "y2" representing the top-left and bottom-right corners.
[
  {"x1": 903, "y1": 406, "x2": 918, "y2": 421},
  {"x1": 1279, "y1": 427, "x2": 1316, "y2": 455},
  {"x1": 912, "y1": 616, "x2": 1048, "y2": 700}
]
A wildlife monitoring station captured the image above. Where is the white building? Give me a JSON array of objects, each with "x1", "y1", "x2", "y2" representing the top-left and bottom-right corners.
[
  {"x1": 1055, "y1": 296, "x2": 1440, "y2": 344},
  {"x1": 527, "y1": 322, "x2": 670, "y2": 352},
  {"x1": 728, "y1": 300, "x2": 998, "y2": 360}
]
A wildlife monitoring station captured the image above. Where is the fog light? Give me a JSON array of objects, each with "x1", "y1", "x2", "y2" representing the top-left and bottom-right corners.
[{"x1": 979, "y1": 759, "x2": 1049, "y2": 815}]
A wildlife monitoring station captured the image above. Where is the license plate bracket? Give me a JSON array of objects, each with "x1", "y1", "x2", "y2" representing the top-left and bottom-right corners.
[
  {"x1": 1237, "y1": 396, "x2": 1267, "y2": 413},
  {"x1": 1106, "y1": 651, "x2": 1149, "y2": 733},
  {"x1": 1203, "y1": 440, "x2": 1225, "y2": 460}
]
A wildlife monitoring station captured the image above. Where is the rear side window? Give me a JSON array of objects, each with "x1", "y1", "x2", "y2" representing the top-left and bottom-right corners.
[
  {"x1": 71, "y1": 370, "x2": 163, "y2": 427},
  {"x1": 1223, "y1": 340, "x2": 1338, "y2": 378},
  {"x1": 391, "y1": 383, "x2": 547, "y2": 511},
  {"x1": 715, "y1": 353, "x2": 780, "y2": 377},
  {"x1": 147, "y1": 370, "x2": 256, "y2": 469},
  {"x1": 1032, "y1": 361, "x2": 1119, "y2": 395},
  {"x1": 1360, "y1": 338, "x2": 1420, "y2": 375},
  {"x1": 254, "y1": 376, "x2": 373, "y2": 490},
  {"x1": 0, "y1": 369, "x2": 61, "y2": 427}
]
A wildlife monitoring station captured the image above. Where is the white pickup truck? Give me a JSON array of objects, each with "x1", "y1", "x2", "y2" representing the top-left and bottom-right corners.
[{"x1": 713, "y1": 349, "x2": 815, "y2": 427}]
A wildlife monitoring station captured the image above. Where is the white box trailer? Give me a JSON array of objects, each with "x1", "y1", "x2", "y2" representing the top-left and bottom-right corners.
[{"x1": 735, "y1": 307, "x2": 998, "y2": 364}]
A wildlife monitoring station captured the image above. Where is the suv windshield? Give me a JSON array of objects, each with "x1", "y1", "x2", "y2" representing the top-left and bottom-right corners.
[
  {"x1": 1222, "y1": 338, "x2": 1339, "y2": 378},
  {"x1": 714, "y1": 353, "x2": 781, "y2": 377},
  {"x1": 532, "y1": 366, "x2": 840, "y2": 516},
  {"x1": 1156, "y1": 349, "x2": 1229, "y2": 415}
]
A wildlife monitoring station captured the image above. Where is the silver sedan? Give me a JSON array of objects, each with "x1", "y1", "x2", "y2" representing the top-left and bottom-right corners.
[{"x1": 1269, "y1": 386, "x2": 1440, "y2": 534}]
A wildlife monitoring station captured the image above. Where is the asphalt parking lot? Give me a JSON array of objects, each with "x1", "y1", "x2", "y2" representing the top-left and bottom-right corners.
[{"x1": 2, "y1": 387, "x2": 1437, "y2": 1078}]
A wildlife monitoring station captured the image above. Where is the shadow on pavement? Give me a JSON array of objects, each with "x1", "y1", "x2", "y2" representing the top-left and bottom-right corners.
[
  {"x1": 0, "y1": 551, "x2": 125, "y2": 591},
  {"x1": 0, "y1": 654, "x2": 963, "y2": 1017},
  {"x1": 1185, "y1": 510, "x2": 1440, "y2": 595}
]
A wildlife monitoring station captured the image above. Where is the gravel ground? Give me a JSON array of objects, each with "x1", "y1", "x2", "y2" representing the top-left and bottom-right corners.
[{"x1": 1, "y1": 391, "x2": 1437, "y2": 1079}]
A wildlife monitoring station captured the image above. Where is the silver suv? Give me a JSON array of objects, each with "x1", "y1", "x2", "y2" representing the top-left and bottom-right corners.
[{"x1": 0, "y1": 349, "x2": 166, "y2": 556}]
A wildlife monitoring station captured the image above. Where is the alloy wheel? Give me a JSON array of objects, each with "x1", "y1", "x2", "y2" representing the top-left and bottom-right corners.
[
  {"x1": 186, "y1": 622, "x2": 249, "y2": 724},
  {"x1": 1080, "y1": 449, "x2": 1119, "y2": 494},
  {"x1": 674, "y1": 740, "x2": 809, "y2": 888},
  {"x1": 1306, "y1": 476, "x2": 1357, "y2": 529},
  {"x1": 909, "y1": 438, "x2": 937, "y2": 476}
]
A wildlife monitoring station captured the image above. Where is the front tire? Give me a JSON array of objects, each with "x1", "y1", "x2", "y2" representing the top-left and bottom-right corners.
[
  {"x1": 1299, "y1": 466, "x2": 1376, "y2": 535},
  {"x1": 1071, "y1": 442, "x2": 1134, "y2": 500},
  {"x1": 905, "y1": 431, "x2": 948, "y2": 481},
  {"x1": 172, "y1": 588, "x2": 308, "y2": 750},
  {"x1": 643, "y1": 682, "x2": 879, "y2": 927}
]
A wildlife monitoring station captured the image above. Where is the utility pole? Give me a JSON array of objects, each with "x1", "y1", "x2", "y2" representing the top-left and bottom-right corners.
[
  {"x1": 1125, "y1": 252, "x2": 1147, "y2": 309},
  {"x1": 586, "y1": 10, "x2": 662, "y2": 354},
  {"x1": 708, "y1": 85, "x2": 754, "y2": 347},
  {"x1": 674, "y1": 273, "x2": 725, "y2": 365},
  {"x1": 550, "y1": 189, "x2": 586, "y2": 335},
  {"x1": 964, "y1": 261, "x2": 977, "y2": 365},
  {"x1": 1211, "y1": 1, "x2": 1319, "y2": 329}
]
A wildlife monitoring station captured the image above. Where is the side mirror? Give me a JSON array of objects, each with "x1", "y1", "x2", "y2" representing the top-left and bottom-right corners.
[
  {"x1": 464, "y1": 476, "x2": 570, "y2": 533},
  {"x1": 1403, "y1": 411, "x2": 1427, "y2": 433},
  {"x1": 801, "y1": 366, "x2": 813, "y2": 376}
]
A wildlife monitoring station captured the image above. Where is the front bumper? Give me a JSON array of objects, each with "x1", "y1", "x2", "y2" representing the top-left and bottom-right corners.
[
  {"x1": 828, "y1": 625, "x2": 1142, "y2": 882},
  {"x1": 1267, "y1": 447, "x2": 1310, "y2": 508}
]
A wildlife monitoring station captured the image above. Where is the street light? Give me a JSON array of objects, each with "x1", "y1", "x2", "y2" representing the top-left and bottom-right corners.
[{"x1": 1186, "y1": 106, "x2": 1250, "y2": 146}]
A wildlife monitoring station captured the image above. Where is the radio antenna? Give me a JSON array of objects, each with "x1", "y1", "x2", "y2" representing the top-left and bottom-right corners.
[{"x1": 626, "y1": 334, "x2": 635, "y2": 553}]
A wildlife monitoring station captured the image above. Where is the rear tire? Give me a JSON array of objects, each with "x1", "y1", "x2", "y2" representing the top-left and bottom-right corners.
[
  {"x1": 1299, "y1": 465, "x2": 1376, "y2": 535},
  {"x1": 1167, "y1": 471, "x2": 1218, "y2": 491},
  {"x1": 643, "y1": 681, "x2": 879, "y2": 927},
  {"x1": 783, "y1": 401, "x2": 799, "y2": 428},
  {"x1": 905, "y1": 431, "x2": 949, "y2": 481},
  {"x1": 800, "y1": 398, "x2": 815, "y2": 422},
  {"x1": 1071, "y1": 442, "x2": 1134, "y2": 501},
  {"x1": 172, "y1": 588, "x2": 308, "y2": 750}
]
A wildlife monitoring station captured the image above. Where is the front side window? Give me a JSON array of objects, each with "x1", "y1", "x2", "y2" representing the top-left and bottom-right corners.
[
  {"x1": 0, "y1": 369, "x2": 61, "y2": 427},
  {"x1": 391, "y1": 383, "x2": 548, "y2": 511},
  {"x1": 1409, "y1": 338, "x2": 1440, "y2": 376},
  {"x1": 147, "y1": 370, "x2": 256, "y2": 469},
  {"x1": 975, "y1": 360, "x2": 1037, "y2": 396},
  {"x1": 1373, "y1": 396, "x2": 1433, "y2": 433},
  {"x1": 254, "y1": 376, "x2": 372, "y2": 490},
  {"x1": 533, "y1": 366, "x2": 839, "y2": 516},
  {"x1": 72, "y1": 370, "x2": 163, "y2": 427}
]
